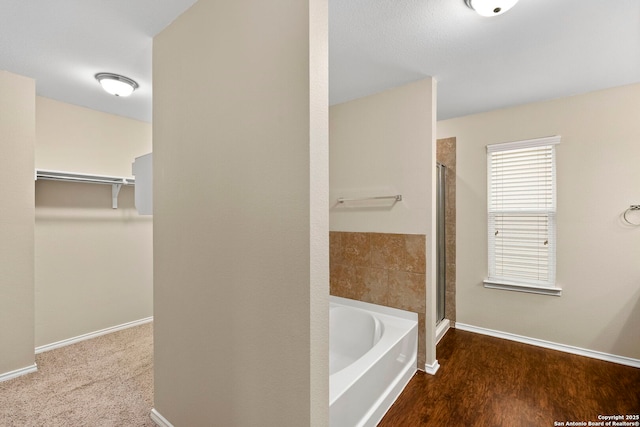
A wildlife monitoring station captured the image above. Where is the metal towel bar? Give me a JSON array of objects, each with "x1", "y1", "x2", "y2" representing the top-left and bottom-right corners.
[{"x1": 337, "y1": 195, "x2": 402, "y2": 204}]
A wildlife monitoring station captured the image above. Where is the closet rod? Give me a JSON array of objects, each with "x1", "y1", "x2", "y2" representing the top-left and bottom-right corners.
[
  {"x1": 36, "y1": 169, "x2": 135, "y2": 185},
  {"x1": 35, "y1": 169, "x2": 135, "y2": 209}
]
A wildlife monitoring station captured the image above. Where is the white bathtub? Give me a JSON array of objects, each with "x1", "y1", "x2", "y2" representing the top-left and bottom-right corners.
[{"x1": 329, "y1": 296, "x2": 418, "y2": 427}]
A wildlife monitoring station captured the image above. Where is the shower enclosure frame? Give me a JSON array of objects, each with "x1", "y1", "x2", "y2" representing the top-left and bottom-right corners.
[{"x1": 436, "y1": 163, "x2": 446, "y2": 325}]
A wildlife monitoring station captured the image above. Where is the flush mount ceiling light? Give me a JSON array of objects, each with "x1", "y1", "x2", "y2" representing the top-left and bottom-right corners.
[
  {"x1": 465, "y1": 0, "x2": 519, "y2": 17},
  {"x1": 95, "y1": 73, "x2": 139, "y2": 97}
]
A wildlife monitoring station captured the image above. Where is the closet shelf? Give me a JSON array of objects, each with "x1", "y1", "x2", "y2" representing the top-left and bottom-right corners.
[{"x1": 35, "y1": 169, "x2": 135, "y2": 209}]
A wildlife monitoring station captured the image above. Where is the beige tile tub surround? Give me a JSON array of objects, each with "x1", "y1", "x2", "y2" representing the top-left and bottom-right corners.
[{"x1": 330, "y1": 231, "x2": 427, "y2": 368}]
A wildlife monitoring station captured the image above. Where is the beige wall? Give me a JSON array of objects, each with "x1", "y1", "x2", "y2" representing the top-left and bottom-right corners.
[
  {"x1": 438, "y1": 83, "x2": 640, "y2": 359},
  {"x1": 35, "y1": 97, "x2": 152, "y2": 347},
  {"x1": 152, "y1": 0, "x2": 328, "y2": 425},
  {"x1": 0, "y1": 70, "x2": 36, "y2": 376},
  {"x1": 36, "y1": 97, "x2": 151, "y2": 177},
  {"x1": 309, "y1": 0, "x2": 330, "y2": 421},
  {"x1": 330, "y1": 80, "x2": 435, "y2": 235},
  {"x1": 329, "y1": 79, "x2": 439, "y2": 370}
]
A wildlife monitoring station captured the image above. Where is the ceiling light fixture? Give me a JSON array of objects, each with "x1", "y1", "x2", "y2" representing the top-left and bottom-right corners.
[
  {"x1": 465, "y1": 0, "x2": 519, "y2": 17},
  {"x1": 95, "y1": 73, "x2": 139, "y2": 97}
]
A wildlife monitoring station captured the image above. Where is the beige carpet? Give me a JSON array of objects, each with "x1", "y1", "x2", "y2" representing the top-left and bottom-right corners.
[{"x1": 0, "y1": 323, "x2": 154, "y2": 427}]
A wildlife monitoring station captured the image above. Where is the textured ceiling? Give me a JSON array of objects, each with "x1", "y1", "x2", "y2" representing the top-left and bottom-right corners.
[
  {"x1": 1, "y1": 0, "x2": 639, "y2": 122},
  {"x1": 331, "y1": 0, "x2": 640, "y2": 119},
  {"x1": 0, "y1": 0, "x2": 198, "y2": 123}
]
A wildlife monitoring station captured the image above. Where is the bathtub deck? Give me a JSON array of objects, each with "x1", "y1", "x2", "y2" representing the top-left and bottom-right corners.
[{"x1": 378, "y1": 328, "x2": 640, "y2": 426}]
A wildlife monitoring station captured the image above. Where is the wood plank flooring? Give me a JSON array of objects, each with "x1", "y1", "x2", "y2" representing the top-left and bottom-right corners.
[{"x1": 379, "y1": 329, "x2": 640, "y2": 427}]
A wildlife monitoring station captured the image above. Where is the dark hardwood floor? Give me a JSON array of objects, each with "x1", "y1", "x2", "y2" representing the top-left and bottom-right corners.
[{"x1": 379, "y1": 329, "x2": 640, "y2": 427}]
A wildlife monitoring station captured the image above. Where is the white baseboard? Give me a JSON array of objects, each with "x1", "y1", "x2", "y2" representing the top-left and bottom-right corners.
[
  {"x1": 436, "y1": 319, "x2": 450, "y2": 345},
  {"x1": 150, "y1": 408, "x2": 175, "y2": 427},
  {"x1": 35, "y1": 316, "x2": 153, "y2": 354},
  {"x1": 424, "y1": 359, "x2": 440, "y2": 375},
  {"x1": 0, "y1": 363, "x2": 37, "y2": 383},
  {"x1": 455, "y1": 323, "x2": 640, "y2": 369}
]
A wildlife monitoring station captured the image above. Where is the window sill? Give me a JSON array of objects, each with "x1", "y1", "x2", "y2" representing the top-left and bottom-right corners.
[{"x1": 483, "y1": 279, "x2": 562, "y2": 296}]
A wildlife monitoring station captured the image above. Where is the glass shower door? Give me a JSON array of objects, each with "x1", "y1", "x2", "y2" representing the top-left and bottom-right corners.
[{"x1": 436, "y1": 163, "x2": 446, "y2": 324}]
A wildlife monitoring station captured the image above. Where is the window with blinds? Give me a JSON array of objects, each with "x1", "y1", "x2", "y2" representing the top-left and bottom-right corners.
[{"x1": 484, "y1": 136, "x2": 561, "y2": 296}]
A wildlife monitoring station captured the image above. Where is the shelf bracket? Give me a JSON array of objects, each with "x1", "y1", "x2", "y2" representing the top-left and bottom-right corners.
[{"x1": 112, "y1": 184, "x2": 122, "y2": 209}]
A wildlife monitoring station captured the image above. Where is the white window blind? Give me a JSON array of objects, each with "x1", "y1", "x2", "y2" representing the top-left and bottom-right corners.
[{"x1": 485, "y1": 136, "x2": 561, "y2": 296}]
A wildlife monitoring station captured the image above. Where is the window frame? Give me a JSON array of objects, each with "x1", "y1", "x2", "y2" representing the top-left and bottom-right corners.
[{"x1": 483, "y1": 135, "x2": 562, "y2": 296}]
